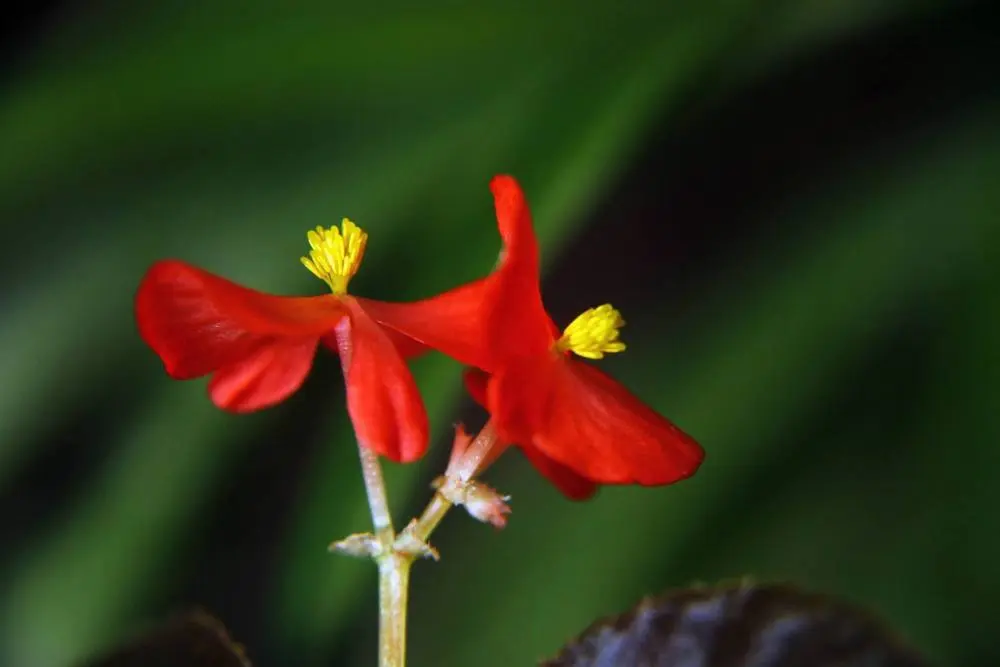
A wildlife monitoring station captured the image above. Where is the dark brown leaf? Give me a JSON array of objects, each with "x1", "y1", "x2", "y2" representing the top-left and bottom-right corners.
[
  {"x1": 78, "y1": 610, "x2": 251, "y2": 667},
  {"x1": 542, "y1": 580, "x2": 931, "y2": 667}
]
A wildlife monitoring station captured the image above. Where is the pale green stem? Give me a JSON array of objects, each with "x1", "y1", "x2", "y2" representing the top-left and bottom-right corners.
[
  {"x1": 450, "y1": 419, "x2": 502, "y2": 482},
  {"x1": 377, "y1": 552, "x2": 412, "y2": 667},
  {"x1": 357, "y1": 443, "x2": 394, "y2": 542}
]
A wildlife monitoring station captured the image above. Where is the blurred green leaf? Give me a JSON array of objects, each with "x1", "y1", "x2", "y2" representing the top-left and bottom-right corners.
[
  {"x1": 0, "y1": 1, "x2": 995, "y2": 667},
  {"x1": 0, "y1": 388, "x2": 262, "y2": 667}
]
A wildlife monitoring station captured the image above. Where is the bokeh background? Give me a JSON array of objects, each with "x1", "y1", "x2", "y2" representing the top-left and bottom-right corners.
[{"x1": 1, "y1": 1, "x2": 998, "y2": 666}]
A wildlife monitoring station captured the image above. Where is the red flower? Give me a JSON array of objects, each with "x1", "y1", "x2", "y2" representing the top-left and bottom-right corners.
[
  {"x1": 374, "y1": 176, "x2": 704, "y2": 494},
  {"x1": 480, "y1": 175, "x2": 704, "y2": 488},
  {"x1": 135, "y1": 219, "x2": 485, "y2": 463}
]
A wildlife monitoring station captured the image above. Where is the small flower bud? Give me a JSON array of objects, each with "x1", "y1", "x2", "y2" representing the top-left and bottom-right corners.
[
  {"x1": 462, "y1": 481, "x2": 511, "y2": 529},
  {"x1": 436, "y1": 474, "x2": 511, "y2": 529}
]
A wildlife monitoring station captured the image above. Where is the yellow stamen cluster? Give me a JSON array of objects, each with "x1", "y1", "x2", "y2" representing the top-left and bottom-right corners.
[
  {"x1": 556, "y1": 304, "x2": 627, "y2": 359},
  {"x1": 300, "y1": 218, "x2": 368, "y2": 295}
]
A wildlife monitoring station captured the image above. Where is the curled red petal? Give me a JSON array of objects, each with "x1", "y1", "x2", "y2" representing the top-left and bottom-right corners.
[
  {"x1": 532, "y1": 359, "x2": 704, "y2": 486},
  {"x1": 519, "y1": 445, "x2": 598, "y2": 501},
  {"x1": 485, "y1": 176, "x2": 554, "y2": 360},
  {"x1": 337, "y1": 299, "x2": 429, "y2": 463},
  {"x1": 208, "y1": 338, "x2": 319, "y2": 412},
  {"x1": 355, "y1": 277, "x2": 493, "y2": 371},
  {"x1": 490, "y1": 175, "x2": 540, "y2": 263},
  {"x1": 136, "y1": 260, "x2": 345, "y2": 378}
]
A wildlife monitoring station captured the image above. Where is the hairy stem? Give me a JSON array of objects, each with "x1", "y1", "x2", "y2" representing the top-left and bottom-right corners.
[
  {"x1": 409, "y1": 492, "x2": 453, "y2": 544},
  {"x1": 377, "y1": 552, "x2": 412, "y2": 667},
  {"x1": 451, "y1": 419, "x2": 502, "y2": 481},
  {"x1": 410, "y1": 420, "x2": 503, "y2": 542},
  {"x1": 357, "y1": 444, "x2": 394, "y2": 542},
  {"x1": 355, "y1": 443, "x2": 406, "y2": 667}
]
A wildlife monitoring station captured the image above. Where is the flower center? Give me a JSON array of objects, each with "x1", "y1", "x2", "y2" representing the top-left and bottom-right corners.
[
  {"x1": 300, "y1": 219, "x2": 368, "y2": 295},
  {"x1": 555, "y1": 304, "x2": 627, "y2": 359}
]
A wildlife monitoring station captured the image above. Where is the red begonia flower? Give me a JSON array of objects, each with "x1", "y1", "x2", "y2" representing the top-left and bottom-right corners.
[
  {"x1": 135, "y1": 219, "x2": 485, "y2": 463},
  {"x1": 480, "y1": 175, "x2": 704, "y2": 487},
  {"x1": 480, "y1": 175, "x2": 703, "y2": 486},
  {"x1": 377, "y1": 176, "x2": 704, "y2": 490}
]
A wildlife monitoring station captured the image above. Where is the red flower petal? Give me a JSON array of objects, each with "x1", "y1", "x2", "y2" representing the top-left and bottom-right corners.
[
  {"x1": 355, "y1": 277, "x2": 493, "y2": 370},
  {"x1": 464, "y1": 367, "x2": 595, "y2": 500},
  {"x1": 136, "y1": 260, "x2": 346, "y2": 378},
  {"x1": 381, "y1": 327, "x2": 431, "y2": 360},
  {"x1": 485, "y1": 176, "x2": 555, "y2": 361},
  {"x1": 208, "y1": 337, "x2": 319, "y2": 412},
  {"x1": 519, "y1": 445, "x2": 598, "y2": 501},
  {"x1": 337, "y1": 299, "x2": 429, "y2": 463},
  {"x1": 531, "y1": 359, "x2": 704, "y2": 486},
  {"x1": 323, "y1": 325, "x2": 428, "y2": 362},
  {"x1": 490, "y1": 175, "x2": 539, "y2": 264},
  {"x1": 486, "y1": 360, "x2": 554, "y2": 445},
  {"x1": 463, "y1": 367, "x2": 490, "y2": 405},
  {"x1": 360, "y1": 177, "x2": 558, "y2": 373}
]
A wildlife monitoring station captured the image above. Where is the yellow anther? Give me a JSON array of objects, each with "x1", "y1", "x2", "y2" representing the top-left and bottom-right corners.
[
  {"x1": 300, "y1": 218, "x2": 368, "y2": 295},
  {"x1": 556, "y1": 304, "x2": 627, "y2": 359}
]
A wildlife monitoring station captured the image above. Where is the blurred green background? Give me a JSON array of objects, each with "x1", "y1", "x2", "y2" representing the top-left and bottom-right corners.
[{"x1": 1, "y1": 1, "x2": 997, "y2": 666}]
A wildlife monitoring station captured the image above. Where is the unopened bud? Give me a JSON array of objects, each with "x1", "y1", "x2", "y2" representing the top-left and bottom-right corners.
[
  {"x1": 463, "y1": 481, "x2": 511, "y2": 529},
  {"x1": 436, "y1": 475, "x2": 511, "y2": 529}
]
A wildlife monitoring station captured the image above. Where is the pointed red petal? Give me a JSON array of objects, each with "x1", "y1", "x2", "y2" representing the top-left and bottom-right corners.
[
  {"x1": 338, "y1": 300, "x2": 429, "y2": 463},
  {"x1": 136, "y1": 260, "x2": 345, "y2": 378},
  {"x1": 208, "y1": 338, "x2": 319, "y2": 412},
  {"x1": 355, "y1": 277, "x2": 493, "y2": 370},
  {"x1": 485, "y1": 176, "x2": 554, "y2": 360},
  {"x1": 519, "y1": 445, "x2": 598, "y2": 501},
  {"x1": 490, "y1": 175, "x2": 540, "y2": 262},
  {"x1": 533, "y1": 359, "x2": 704, "y2": 486}
]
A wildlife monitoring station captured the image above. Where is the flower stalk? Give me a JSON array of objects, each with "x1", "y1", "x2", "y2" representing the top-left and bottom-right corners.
[
  {"x1": 135, "y1": 174, "x2": 705, "y2": 667},
  {"x1": 354, "y1": 442, "x2": 408, "y2": 667},
  {"x1": 335, "y1": 416, "x2": 506, "y2": 667},
  {"x1": 376, "y1": 550, "x2": 411, "y2": 667}
]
